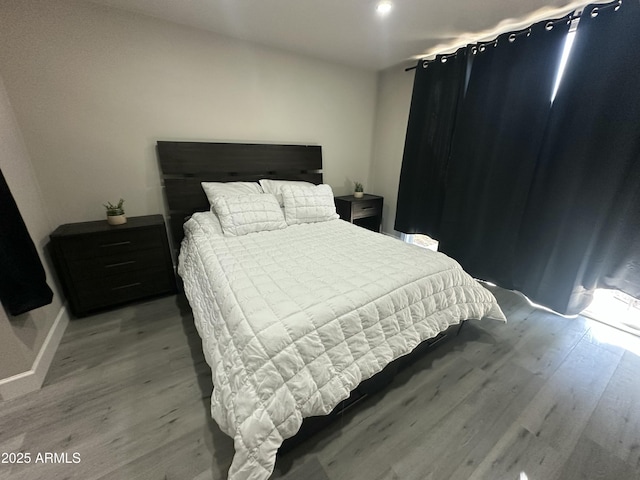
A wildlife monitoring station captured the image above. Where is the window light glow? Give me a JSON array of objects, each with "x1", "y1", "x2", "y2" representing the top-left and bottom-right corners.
[
  {"x1": 376, "y1": 1, "x2": 393, "y2": 16},
  {"x1": 551, "y1": 30, "x2": 577, "y2": 102}
]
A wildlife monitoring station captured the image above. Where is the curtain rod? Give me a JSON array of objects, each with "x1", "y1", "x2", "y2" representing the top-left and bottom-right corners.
[{"x1": 404, "y1": 0, "x2": 621, "y2": 72}]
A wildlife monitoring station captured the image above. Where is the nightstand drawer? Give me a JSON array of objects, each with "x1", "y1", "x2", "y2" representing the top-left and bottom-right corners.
[
  {"x1": 59, "y1": 227, "x2": 164, "y2": 260},
  {"x1": 352, "y1": 199, "x2": 382, "y2": 219},
  {"x1": 66, "y1": 248, "x2": 167, "y2": 280},
  {"x1": 334, "y1": 194, "x2": 384, "y2": 233},
  {"x1": 74, "y1": 267, "x2": 174, "y2": 312}
]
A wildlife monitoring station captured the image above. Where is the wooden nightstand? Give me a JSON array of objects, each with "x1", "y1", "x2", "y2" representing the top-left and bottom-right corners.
[
  {"x1": 50, "y1": 215, "x2": 176, "y2": 317},
  {"x1": 334, "y1": 194, "x2": 383, "y2": 232}
]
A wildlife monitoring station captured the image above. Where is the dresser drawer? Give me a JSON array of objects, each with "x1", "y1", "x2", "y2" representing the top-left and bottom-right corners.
[
  {"x1": 73, "y1": 267, "x2": 174, "y2": 313},
  {"x1": 351, "y1": 199, "x2": 382, "y2": 219},
  {"x1": 59, "y1": 227, "x2": 164, "y2": 260},
  {"x1": 50, "y1": 215, "x2": 176, "y2": 317},
  {"x1": 66, "y1": 247, "x2": 168, "y2": 280}
]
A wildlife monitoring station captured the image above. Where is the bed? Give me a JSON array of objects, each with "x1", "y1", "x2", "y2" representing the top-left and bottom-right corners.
[{"x1": 157, "y1": 141, "x2": 506, "y2": 480}]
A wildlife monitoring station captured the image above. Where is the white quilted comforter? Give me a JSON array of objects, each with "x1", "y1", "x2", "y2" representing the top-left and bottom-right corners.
[{"x1": 178, "y1": 213, "x2": 505, "y2": 479}]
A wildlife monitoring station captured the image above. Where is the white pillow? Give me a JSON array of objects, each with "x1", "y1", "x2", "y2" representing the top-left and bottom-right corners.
[
  {"x1": 211, "y1": 194, "x2": 287, "y2": 236},
  {"x1": 281, "y1": 184, "x2": 339, "y2": 225},
  {"x1": 187, "y1": 210, "x2": 224, "y2": 235},
  {"x1": 201, "y1": 181, "x2": 263, "y2": 205},
  {"x1": 207, "y1": 207, "x2": 225, "y2": 235},
  {"x1": 259, "y1": 179, "x2": 315, "y2": 207}
]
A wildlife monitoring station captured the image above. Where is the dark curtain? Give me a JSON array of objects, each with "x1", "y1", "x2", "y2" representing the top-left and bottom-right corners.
[
  {"x1": 394, "y1": 47, "x2": 467, "y2": 237},
  {"x1": 0, "y1": 169, "x2": 53, "y2": 316},
  {"x1": 436, "y1": 18, "x2": 570, "y2": 288},
  {"x1": 514, "y1": 0, "x2": 640, "y2": 314}
]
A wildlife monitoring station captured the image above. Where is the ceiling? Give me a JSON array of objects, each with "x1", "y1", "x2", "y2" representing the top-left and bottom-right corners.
[{"x1": 87, "y1": 0, "x2": 596, "y2": 70}]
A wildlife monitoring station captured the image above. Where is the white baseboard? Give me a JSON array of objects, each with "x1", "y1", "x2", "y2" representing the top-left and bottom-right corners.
[{"x1": 0, "y1": 304, "x2": 69, "y2": 401}]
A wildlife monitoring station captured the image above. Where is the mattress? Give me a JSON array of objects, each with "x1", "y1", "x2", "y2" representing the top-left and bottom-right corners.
[{"x1": 178, "y1": 213, "x2": 506, "y2": 479}]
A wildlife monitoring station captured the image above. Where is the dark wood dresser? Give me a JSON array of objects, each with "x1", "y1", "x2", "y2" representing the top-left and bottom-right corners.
[
  {"x1": 334, "y1": 194, "x2": 384, "y2": 232},
  {"x1": 50, "y1": 215, "x2": 176, "y2": 317}
]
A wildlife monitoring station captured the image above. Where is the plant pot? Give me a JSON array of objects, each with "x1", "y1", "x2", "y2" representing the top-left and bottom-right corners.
[
  {"x1": 354, "y1": 191, "x2": 364, "y2": 198},
  {"x1": 107, "y1": 214, "x2": 127, "y2": 225}
]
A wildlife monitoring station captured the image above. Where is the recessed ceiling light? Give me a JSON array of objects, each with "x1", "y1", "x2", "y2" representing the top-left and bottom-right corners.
[{"x1": 376, "y1": 1, "x2": 393, "y2": 16}]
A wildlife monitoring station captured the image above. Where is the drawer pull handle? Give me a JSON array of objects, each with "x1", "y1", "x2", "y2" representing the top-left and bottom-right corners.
[
  {"x1": 111, "y1": 282, "x2": 141, "y2": 291},
  {"x1": 101, "y1": 241, "x2": 131, "y2": 248},
  {"x1": 361, "y1": 206, "x2": 373, "y2": 210},
  {"x1": 105, "y1": 260, "x2": 136, "y2": 268}
]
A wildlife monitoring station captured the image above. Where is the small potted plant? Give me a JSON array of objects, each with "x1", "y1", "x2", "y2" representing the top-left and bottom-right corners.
[
  {"x1": 354, "y1": 182, "x2": 364, "y2": 199},
  {"x1": 104, "y1": 198, "x2": 127, "y2": 225}
]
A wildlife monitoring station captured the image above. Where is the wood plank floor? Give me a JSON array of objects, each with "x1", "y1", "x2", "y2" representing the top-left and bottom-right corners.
[{"x1": 1, "y1": 287, "x2": 639, "y2": 480}]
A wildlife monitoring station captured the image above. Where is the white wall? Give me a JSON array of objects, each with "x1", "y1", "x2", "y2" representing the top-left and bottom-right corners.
[
  {"x1": 0, "y1": 74, "x2": 66, "y2": 392},
  {"x1": 0, "y1": 0, "x2": 378, "y2": 228},
  {"x1": 0, "y1": 0, "x2": 377, "y2": 395},
  {"x1": 370, "y1": 64, "x2": 415, "y2": 235}
]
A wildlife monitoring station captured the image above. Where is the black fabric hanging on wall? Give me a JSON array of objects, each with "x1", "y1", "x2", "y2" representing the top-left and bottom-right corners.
[
  {"x1": 436, "y1": 17, "x2": 570, "y2": 288},
  {"x1": 394, "y1": 47, "x2": 467, "y2": 238},
  {"x1": 0, "y1": 169, "x2": 53, "y2": 316},
  {"x1": 514, "y1": 0, "x2": 640, "y2": 314}
]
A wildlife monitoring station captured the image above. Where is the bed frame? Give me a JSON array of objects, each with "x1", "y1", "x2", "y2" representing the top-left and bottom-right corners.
[
  {"x1": 157, "y1": 141, "x2": 322, "y2": 255},
  {"x1": 156, "y1": 140, "x2": 460, "y2": 454}
]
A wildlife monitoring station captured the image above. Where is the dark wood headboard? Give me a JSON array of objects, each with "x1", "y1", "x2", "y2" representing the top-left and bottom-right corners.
[{"x1": 157, "y1": 141, "x2": 323, "y2": 254}]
